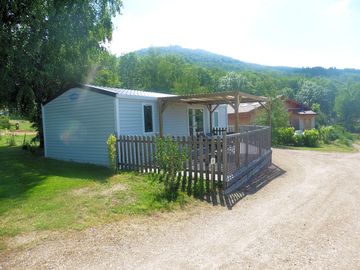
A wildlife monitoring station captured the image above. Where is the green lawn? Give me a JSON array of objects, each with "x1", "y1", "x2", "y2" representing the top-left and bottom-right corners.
[
  {"x1": 274, "y1": 141, "x2": 357, "y2": 153},
  {"x1": 0, "y1": 135, "x2": 191, "y2": 251},
  {"x1": 10, "y1": 119, "x2": 35, "y2": 131},
  {"x1": 0, "y1": 119, "x2": 35, "y2": 132}
]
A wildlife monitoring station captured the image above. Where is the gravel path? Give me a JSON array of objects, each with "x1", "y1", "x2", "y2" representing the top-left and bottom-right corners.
[{"x1": 1, "y1": 147, "x2": 360, "y2": 269}]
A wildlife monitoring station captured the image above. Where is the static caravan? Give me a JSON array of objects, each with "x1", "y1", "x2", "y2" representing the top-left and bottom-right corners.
[{"x1": 42, "y1": 85, "x2": 228, "y2": 166}]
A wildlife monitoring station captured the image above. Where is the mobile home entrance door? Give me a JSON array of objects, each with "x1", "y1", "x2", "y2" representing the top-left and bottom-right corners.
[{"x1": 188, "y1": 108, "x2": 204, "y2": 136}]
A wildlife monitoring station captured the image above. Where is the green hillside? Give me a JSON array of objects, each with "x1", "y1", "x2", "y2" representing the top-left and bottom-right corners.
[
  {"x1": 135, "y1": 45, "x2": 360, "y2": 79},
  {"x1": 135, "y1": 46, "x2": 271, "y2": 72}
]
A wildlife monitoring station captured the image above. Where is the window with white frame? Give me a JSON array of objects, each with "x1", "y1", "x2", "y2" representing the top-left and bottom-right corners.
[{"x1": 143, "y1": 105, "x2": 153, "y2": 133}]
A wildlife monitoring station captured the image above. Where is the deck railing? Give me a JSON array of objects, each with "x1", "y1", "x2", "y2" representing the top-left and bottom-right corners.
[
  {"x1": 223, "y1": 126, "x2": 272, "y2": 193},
  {"x1": 116, "y1": 125, "x2": 272, "y2": 194}
]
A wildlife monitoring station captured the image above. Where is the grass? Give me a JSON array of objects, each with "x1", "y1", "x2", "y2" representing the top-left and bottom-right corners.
[
  {"x1": 10, "y1": 119, "x2": 35, "y2": 131},
  {"x1": 0, "y1": 119, "x2": 35, "y2": 132},
  {"x1": 274, "y1": 141, "x2": 357, "y2": 153},
  {"x1": 0, "y1": 135, "x2": 191, "y2": 251}
]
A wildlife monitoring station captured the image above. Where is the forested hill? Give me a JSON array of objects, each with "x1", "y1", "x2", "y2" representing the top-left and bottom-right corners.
[
  {"x1": 135, "y1": 46, "x2": 268, "y2": 72},
  {"x1": 135, "y1": 46, "x2": 360, "y2": 78},
  {"x1": 90, "y1": 46, "x2": 360, "y2": 132}
]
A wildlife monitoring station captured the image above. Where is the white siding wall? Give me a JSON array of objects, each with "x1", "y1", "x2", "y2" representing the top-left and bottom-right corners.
[
  {"x1": 163, "y1": 103, "x2": 218, "y2": 136},
  {"x1": 118, "y1": 98, "x2": 159, "y2": 135},
  {"x1": 43, "y1": 88, "x2": 115, "y2": 166},
  {"x1": 163, "y1": 103, "x2": 188, "y2": 136},
  {"x1": 214, "y1": 105, "x2": 228, "y2": 128}
]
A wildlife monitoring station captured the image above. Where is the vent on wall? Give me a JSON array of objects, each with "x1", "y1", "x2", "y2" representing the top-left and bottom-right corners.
[{"x1": 69, "y1": 93, "x2": 79, "y2": 101}]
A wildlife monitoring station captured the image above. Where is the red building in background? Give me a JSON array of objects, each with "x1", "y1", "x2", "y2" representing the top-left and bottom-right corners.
[{"x1": 227, "y1": 97, "x2": 317, "y2": 131}]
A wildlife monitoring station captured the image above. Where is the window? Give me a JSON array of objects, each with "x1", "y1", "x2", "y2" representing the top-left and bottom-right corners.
[
  {"x1": 214, "y1": 111, "x2": 219, "y2": 127},
  {"x1": 188, "y1": 108, "x2": 204, "y2": 135},
  {"x1": 143, "y1": 105, "x2": 153, "y2": 133}
]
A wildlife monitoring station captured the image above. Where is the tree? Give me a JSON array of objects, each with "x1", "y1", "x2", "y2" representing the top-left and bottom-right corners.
[
  {"x1": 335, "y1": 84, "x2": 360, "y2": 132},
  {"x1": 280, "y1": 87, "x2": 295, "y2": 99},
  {"x1": 0, "y1": 0, "x2": 122, "y2": 146},
  {"x1": 296, "y1": 80, "x2": 324, "y2": 107},
  {"x1": 255, "y1": 98, "x2": 289, "y2": 143},
  {"x1": 217, "y1": 72, "x2": 249, "y2": 92},
  {"x1": 118, "y1": 52, "x2": 141, "y2": 89},
  {"x1": 92, "y1": 52, "x2": 121, "y2": 87},
  {"x1": 311, "y1": 103, "x2": 327, "y2": 127},
  {"x1": 173, "y1": 65, "x2": 210, "y2": 94}
]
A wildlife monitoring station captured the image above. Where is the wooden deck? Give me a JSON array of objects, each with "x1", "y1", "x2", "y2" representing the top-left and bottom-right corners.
[{"x1": 116, "y1": 125, "x2": 272, "y2": 194}]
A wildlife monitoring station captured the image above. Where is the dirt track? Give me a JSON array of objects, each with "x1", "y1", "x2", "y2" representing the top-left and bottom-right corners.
[{"x1": 1, "y1": 147, "x2": 360, "y2": 269}]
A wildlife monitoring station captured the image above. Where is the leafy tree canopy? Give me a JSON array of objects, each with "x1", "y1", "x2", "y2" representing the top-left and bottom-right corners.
[{"x1": 0, "y1": 0, "x2": 122, "y2": 144}]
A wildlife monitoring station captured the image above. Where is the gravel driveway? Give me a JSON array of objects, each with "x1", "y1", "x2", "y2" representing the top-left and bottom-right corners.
[{"x1": 1, "y1": 147, "x2": 360, "y2": 269}]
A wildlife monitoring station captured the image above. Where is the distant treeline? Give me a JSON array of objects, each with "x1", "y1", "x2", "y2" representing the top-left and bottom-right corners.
[{"x1": 93, "y1": 48, "x2": 360, "y2": 132}]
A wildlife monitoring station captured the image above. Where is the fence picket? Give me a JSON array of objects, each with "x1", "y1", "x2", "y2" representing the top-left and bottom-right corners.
[
  {"x1": 188, "y1": 136, "x2": 193, "y2": 189},
  {"x1": 193, "y1": 137, "x2": 198, "y2": 181},
  {"x1": 199, "y1": 137, "x2": 204, "y2": 181},
  {"x1": 204, "y1": 136, "x2": 210, "y2": 182},
  {"x1": 216, "y1": 136, "x2": 222, "y2": 183},
  {"x1": 115, "y1": 126, "x2": 271, "y2": 194},
  {"x1": 210, "y1": 136, "x2": 215, "y2": 188}
]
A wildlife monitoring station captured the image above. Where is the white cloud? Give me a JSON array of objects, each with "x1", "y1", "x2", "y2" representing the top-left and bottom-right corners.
[
  {"x1": 328, "y1": 0, "x2": 351, "y2": 15},
  {"x1": 109, "y1": 0, "x2": 360, "y2": 69}
]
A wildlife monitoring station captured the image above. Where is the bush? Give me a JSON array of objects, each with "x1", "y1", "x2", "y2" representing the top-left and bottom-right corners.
[
  {"x1": 273, "y1": 127, "x2": 295, "y2": 145},
  {"x1": 0, "y1": 116, "x2": 10, "y2": 129},
  {"x1": 107, "y1": 134, "x2": 118, "y2": 172},
  {"x1": 319, "y1": 125, "x2": 353, "y2": 144},
  {"x1": 336, "y1": 138, "x2": 352, "y2": 147},
  {"x1": 293, "y1": 133, "x2": 305, "y2": 146},
  {"x1": 155, "y1": 136, "x2": 187, "y2": 201},
  {"x1": 303, "y1": 129, "x2": 320, "y2": 147}
]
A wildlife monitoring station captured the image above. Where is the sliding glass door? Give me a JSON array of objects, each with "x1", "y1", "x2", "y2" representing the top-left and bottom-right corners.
[{"x1": 188, "y1": 108, "x2": 204, "y2": 136}]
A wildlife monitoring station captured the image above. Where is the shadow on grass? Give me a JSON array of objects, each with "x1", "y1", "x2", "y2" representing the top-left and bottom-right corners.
[
  {"x1": 183, "y1": 163, "x2": 286, "y2": 209},
  {"x1": 0, "y1": 145, "x2": 112, "y2": 202}
]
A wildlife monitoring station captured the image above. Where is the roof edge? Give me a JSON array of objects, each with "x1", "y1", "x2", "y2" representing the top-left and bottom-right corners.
[{"x1": 42, "y1": 84, "x2": 117, "y2": 106}]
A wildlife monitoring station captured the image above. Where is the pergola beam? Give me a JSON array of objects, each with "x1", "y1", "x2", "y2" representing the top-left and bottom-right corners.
[{"x1": 159, "y1": 91, "x2": 267, "y2": 105}]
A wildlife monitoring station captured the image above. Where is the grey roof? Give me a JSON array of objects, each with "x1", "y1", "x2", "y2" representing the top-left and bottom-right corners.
[
  {"x1": 227, "y1": 102, "x2": 264, "y2": 114},
  {"x1": 82, "y1": 84, "x2": 175, "y2": 98},
  {"x1": 297, "y1": 110, "x2": 317, "y2": 115}
]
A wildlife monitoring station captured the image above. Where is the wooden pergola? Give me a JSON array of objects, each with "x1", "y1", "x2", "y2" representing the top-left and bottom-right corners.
[{"x1": 158, "y1": 91, "x2": 269, "y2": 136}]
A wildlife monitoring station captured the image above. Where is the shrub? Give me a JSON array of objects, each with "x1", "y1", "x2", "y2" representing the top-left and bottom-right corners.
[
  {"x1": 8, "y1": 134, "x2": 16, "y2": 146},
  {"x1": 319, "y1": 126, "x2": 335, "y2": 143},
  {"x1": 155, "y1": 136, "x2": 187, "y2": 201},
  {"x1": 336, "y1": 138, "x2": 352, "y2": 147},
  {"x1": 303, "y1": 129, "x2": 320, "y2": 147},
  {"x1": 293, "y1": 133, "x2": 305, "y2": 146},
  {"x1": 273, "y1": 127, "x2": 295, "y2": 145},
  {"x1": 0, "y1": 116, "x2": 10, "y2": 129},
  {"x1": 319, "y1": 125, "x2": 353, "y2": 144},
  {"x1": 107, "y1": 134, "x2": 118, "y2": 172}
]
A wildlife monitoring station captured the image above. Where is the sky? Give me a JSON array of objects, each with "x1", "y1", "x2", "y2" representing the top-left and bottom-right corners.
[{"x1": 109, "y1": 0, "x2": 360, "y2": 69}]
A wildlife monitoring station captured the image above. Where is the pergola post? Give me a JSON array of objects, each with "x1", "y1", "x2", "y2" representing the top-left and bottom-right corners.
[
  {"x1": 207, "y1": 105, "x2": 213, "y2": 134},
  {"x1": 206, "y1": 104, "x2": 219, "y2": 134},
  {"x1": 234, "y1": 93, "x2": 241, "y2": 167},
  {"x1": 234, "y1": 92, "x2": 241, "y2": 133}
]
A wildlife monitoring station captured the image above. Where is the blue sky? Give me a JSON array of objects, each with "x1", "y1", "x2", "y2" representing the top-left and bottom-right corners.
[{"x1": 109, "y1": 0, "x2": 360, "y2": 69}]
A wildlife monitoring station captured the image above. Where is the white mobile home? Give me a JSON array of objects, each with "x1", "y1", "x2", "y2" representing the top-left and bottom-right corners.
[{"x1": 42, "y1": 85, "x2": 228, "y2": 166}]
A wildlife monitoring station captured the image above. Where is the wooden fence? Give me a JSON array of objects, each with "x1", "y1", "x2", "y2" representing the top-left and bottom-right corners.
[{"x1": 116, "y1": 126, "x2": 272, "y2": 194}]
